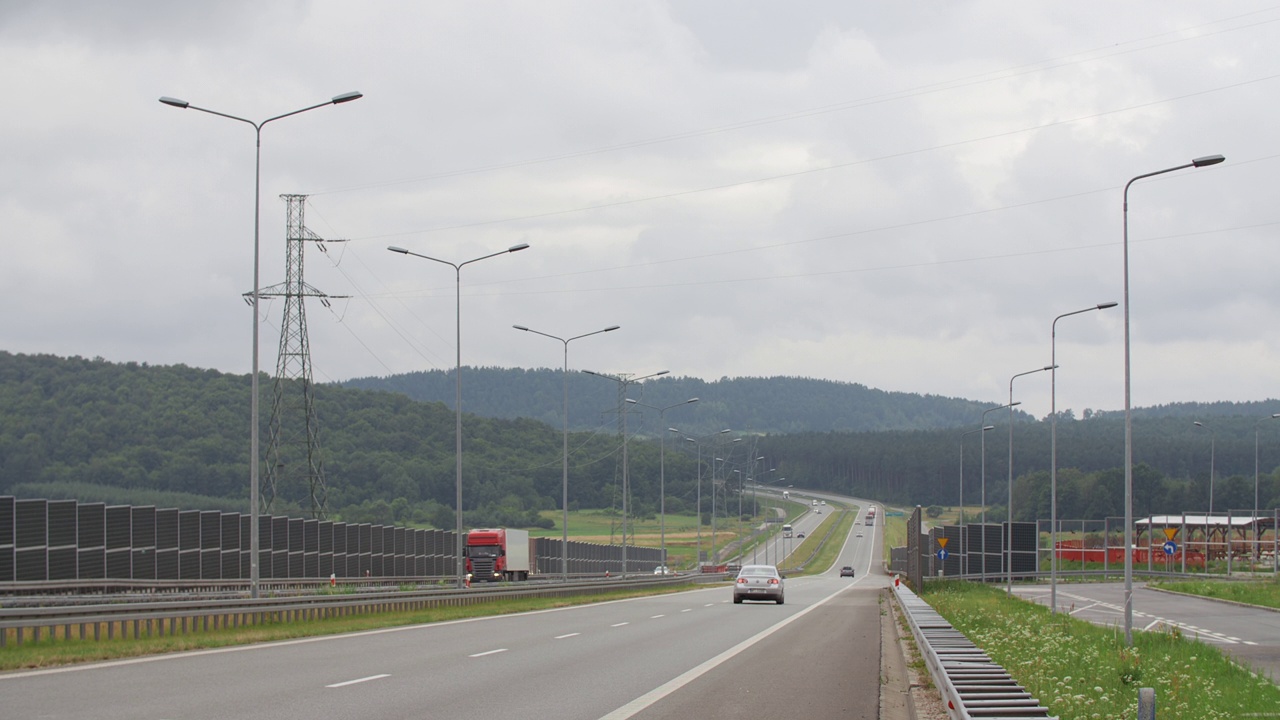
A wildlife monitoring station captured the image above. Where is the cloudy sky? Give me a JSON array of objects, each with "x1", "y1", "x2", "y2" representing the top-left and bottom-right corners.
[{"x1": 4, "y1": 1, "x2": 1279, "y2": 420}]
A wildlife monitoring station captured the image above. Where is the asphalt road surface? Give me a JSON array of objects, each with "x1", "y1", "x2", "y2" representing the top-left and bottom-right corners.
[{"x1": 0, "y1": 505, "x2": 887, "y2": 720}]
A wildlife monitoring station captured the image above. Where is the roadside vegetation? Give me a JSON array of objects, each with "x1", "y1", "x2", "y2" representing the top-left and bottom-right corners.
[
  {"x1": 921, "y1": 580, "x2": 1280, "y2": 719},
  {"x1": 1148, "y1": 577, "x2": 1280, "y2": 610}
]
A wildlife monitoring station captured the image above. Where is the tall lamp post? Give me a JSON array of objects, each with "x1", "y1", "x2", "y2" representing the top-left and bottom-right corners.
[
  {"x1": 625, "y1": 397, "x2": 699, "y2": 572},
  {"x1": 1255, "y1": 414, "x2": 1280, "y2": 531},
  {"x1": 680, "y1": 428, "x2": 730, "y2": 567},
  {"x1": 1008, "y1": 366, "x2": 1054, "y2": 595},
  {"x1": 1122, "y1": 153, "x2": 1225, "y2": 644},
  {"x1": 1193, "y1": 421, "x2": 1217, "y2": 515},
  {"x1": 961, "y1": 426, "x2": 993, "y2": 576},
  {"x1": 710, "y1": 438, "x2": 742, "y2": 563},
  {"x1": 513, "y1": 324, "x2": 620, "y2": 581},
  {"x1": 981, "y1": 402, "x2": 1019, "y2": 581},
  {"x1": 160, "y1": 90, "x2": 363, "y2": 598},
  {"x1": 389, "y1": 243, "x2": 531, "y2": 588},
  {"x1": 1050, "y1": 302, "x2": 1117, "y2": 613},
  {"x1": 583, "y1": 369, "x2": 668, "y2": 577}
]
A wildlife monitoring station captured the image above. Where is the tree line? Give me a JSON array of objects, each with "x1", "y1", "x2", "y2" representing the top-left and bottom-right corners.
[{"x1": 2, "y1": 351, "x2": 1278, "y2": 529}]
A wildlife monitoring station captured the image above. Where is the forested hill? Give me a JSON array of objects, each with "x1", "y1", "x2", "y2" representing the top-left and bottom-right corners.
[
  {"x1": 340, "y1": 368, "x2": 1008, "y2": 435},
  {"x1": 6, "y1": 351, "x2": 1280, "y2": 527}
]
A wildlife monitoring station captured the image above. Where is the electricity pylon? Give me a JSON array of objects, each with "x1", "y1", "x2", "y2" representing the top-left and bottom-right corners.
[{"x1": 258, "y1": 194, "x2": 347, "y2": 518}]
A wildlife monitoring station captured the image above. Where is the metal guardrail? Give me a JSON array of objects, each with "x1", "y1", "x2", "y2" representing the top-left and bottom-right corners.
[
  {"x1": 892, "y1": 581, "x2": 1056, "y2": 720},
  {"x1": 0, "y1": 574, "x2": 723, "y2": 647}
]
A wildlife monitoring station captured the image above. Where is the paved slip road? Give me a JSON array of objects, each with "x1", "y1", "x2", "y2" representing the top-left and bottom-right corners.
[
  {"x1": 1013, "y1": 581, "x2": 1280, "y2": 682},
  {"x1": 0, "y1": 507, "x2": 887, "y2": 720}
]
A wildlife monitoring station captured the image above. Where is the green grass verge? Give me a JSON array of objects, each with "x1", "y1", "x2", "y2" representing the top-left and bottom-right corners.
[
  {"x1": 782, "y1": 504, "x2": 856, "y2": 576},
  {"x1": 921, "y1": 580, "x2": 1280, "y2": 719},
  {"x1": 0, "y1": 583, "x2": 702, "y2": 672},
  {"x1": 1148, "y1": 577, "x2": 1280, "y2": 609}
]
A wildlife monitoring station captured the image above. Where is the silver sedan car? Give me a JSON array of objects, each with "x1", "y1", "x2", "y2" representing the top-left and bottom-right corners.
[{"x1": 733, "y1": 564, "x2": 785, "y2": 604}]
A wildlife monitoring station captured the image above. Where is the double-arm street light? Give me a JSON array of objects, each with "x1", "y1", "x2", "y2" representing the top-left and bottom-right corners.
[
  {"x1": 160, "y1": 90, "x2": 363, "y2": 598},
  {"x1": 513, "y1": 324, "x2": 620, "y2": 580},
  {"x1": 679, "y1": 428, "x2": 730, "y2": 566},
  {"x1": 980, "y1": 402, "x2": 1019, "y2": 581},
  {"x1": 625, "y1": 397, "x2": 699, "y2": 571},
  {"x1": 960, "y1": 426, "x2": 993, "y2": 576},
  {"x1": 1256, "y1": 414, "x2": 1280, "y2": 528},
  {"x1": 583, "y1": 369, "x2": 668, "y2": 577},
  {"x1": 389, "y1": 243, "x2": 530, "y2": 588},
  {"x1": 1122, "y1": 153, "x2": 1225, "y2": 645},
  {"x1": 1050, "y1": 302, "x2": 1117, "y2": 613}
]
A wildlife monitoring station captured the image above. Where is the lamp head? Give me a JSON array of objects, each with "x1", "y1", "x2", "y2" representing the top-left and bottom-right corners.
[
  {"x1": 387, "y1": 246, "x2": 409, "y2": 254},
  {"x1": 159, "y1": 96, "x2": 189, "y2": 108},
  {"x1": 1192, "y1": 154, "x2": 1225, "y2": 167},
  {"x1": 1194, "y1": 421, "x2": 1205, "y2": 428},
  {"x1": 604, "y1": 325, "x2": 621, "y2": 332},
  {"x1": 1097, "y1": 301, "x2": 1119, "y2": 310},
  {"x1": 686, "y1": 397, "x2": 699, "y2": 404},
  {"x1": 331, "y1": 91, "x2": 363, "y2": 104},
  {"x1": 513, "y1": 325, "x2": 529, "y2": 331},
  {"x1": 508, "y1": 243, "x2": 530, "y2": 253}
]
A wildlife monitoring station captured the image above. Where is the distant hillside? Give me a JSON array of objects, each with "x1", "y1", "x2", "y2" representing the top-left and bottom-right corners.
[{"x1": 340, "y1": 368, "x2": 1014, "y2": 435}]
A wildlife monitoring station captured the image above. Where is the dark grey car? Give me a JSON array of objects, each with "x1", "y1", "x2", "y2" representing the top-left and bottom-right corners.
[{"x1": 733, "y1": 564, "x2": 785, "y2": 604}]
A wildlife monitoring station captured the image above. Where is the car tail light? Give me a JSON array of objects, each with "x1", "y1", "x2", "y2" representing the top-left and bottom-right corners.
[
  {"x1": 768, "y1": 578, "x2": 779, "y2": 585},
  {"x1": 737, "y1": 577, "x2": 748, "y2": 584}
]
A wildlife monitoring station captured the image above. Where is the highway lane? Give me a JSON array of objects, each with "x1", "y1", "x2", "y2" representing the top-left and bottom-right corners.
[
  {"x1": 629, "y1": 503, "x2": 885, "y2": 720},
  {"x1": 0, "y1": 512, "x2": 883, "y2": 719}
]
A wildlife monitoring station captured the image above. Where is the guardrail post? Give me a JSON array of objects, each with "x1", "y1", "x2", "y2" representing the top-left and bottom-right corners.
[{"x1": 1138, "y1": 688, "x2": 1155, "y2": 720}]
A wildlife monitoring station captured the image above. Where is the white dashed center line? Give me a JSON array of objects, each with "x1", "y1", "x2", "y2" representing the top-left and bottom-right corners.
[
  {"x1": 470, "y1": 649, "x2": 508, "y2": 657},
  {"x1": 555, "y1": 633, "x2": 580, "y2": 639},
  {"x1": 326, "y1": 674, "x2": 390, "y2": 688}
]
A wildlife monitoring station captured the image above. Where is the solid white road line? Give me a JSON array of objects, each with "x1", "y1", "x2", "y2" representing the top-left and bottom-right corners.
[{"x1": 600, "y1": 581, "x2": 856, "y2": 720}]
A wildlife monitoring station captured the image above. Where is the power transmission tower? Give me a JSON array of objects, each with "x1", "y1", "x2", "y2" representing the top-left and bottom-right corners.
[{"x1": 258, "y1": 194, "x2": 347, "y2": 518}]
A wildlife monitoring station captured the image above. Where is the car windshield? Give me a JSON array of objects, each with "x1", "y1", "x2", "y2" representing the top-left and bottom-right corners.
[{"x1": 468, "y1": 545, "x2": 501, "y2": 558}]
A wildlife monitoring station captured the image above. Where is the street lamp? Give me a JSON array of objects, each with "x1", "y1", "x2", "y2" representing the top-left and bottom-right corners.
[
  {"x1": 1193, "y1": 421, "x2": 1216, "y2": 516},
  {"x1": 961, "y1": 426, "x2": 994, "y2": 576},
  {"x1": 1008, "y1": 366, "x2": 1054, "y2": 594},
  {"x1": 981, "y1": 402, "x2": 1020, "y2": 581},
  {"x1": 389, "y1": 243, "x2": 530, "y2": 588},
  {"x1": 1050, "y1": 301, "x2": 1117, "y2": 613},
  {"x1": 160, "y1": 90, "x2": 363, "y2": 598},
  {"x1": 625, "y1": 397, "x2": 698, "y2": 573},
  {"x1": 583, "y1": 369, "x2": 668, "y2": 577},
  {"x1": 1255, "y1": 414, "x2": 1280, "y2": 531},
  {"x1": 1122, "y1": 153, "x2": 1224, "y2": 645},
  {"x1": 513, "y1": 324, "x2": 620, "y2": 581},
  {"x1": 680, "y1": 428, "x2": 730, "y2": 567},
  {"x1": 710, "y1": 438, "x2": 742, "y2": 564}
]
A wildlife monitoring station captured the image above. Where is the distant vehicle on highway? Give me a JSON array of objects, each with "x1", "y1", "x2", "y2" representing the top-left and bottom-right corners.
[
  {"x1": 797, "y1": 532, "x2": 805, "y2": 539},
  {"x1": 653, "y1": 565, "x2": 671, "y2": 575},
  {"x1": 840, "y1": 566, "x2": 855, "y2": 577},
  {"x1": 856, "y1": 532, "x2": 863, "y2": 538},
  {"x1": 733, "y1": 564, "x2": 785, "y2": 604}
]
